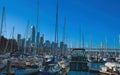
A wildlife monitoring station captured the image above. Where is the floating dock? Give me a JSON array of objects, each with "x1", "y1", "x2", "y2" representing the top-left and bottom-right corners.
[
  {"x1": 89, "y1": 68, "x2": 99, "y2": 73},
  {"x1": 88, "y1": 68, "x2": 119, "y2": 75},
  {"x1": 100, "y1": 70, "x2": 118, "y2": 75}
]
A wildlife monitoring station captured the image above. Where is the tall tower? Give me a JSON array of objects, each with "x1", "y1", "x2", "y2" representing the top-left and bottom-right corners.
[
  {"x1": 54, "y1": 0, "x2": 59, "y2": 54},
  {"x1": 31, "y1": 26, "x2": 35, "y2": 44}
]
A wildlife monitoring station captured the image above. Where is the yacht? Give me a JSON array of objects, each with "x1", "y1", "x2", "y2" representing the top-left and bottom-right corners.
[{"x1": 68, "y1": 48, "x2": 89, "y2": 75}]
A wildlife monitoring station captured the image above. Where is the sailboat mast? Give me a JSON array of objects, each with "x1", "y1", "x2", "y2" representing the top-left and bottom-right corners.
[
  {"x1": 36, "y1": 0, "x2": 40, "y2": 54},
  {"x1": 114, "y1": 39, "x2": 117, "y2": 57},
  {"x1": 36, "y1": 0, "x2": 39, "y2": 32},
  {"x1": 24, "y1": 20, "x2": 29, "y2": 54},
  {"x1": 62, "y1": 17, "x2": 66, "y2": 44},
  {"x1": 105, "y1": 38, "x2": 108, "y2": 50},
  {"x1": 90, "y1": 36, "x2": 92, "y2": 50},
  {"x1": 0, "y1": 7, "x2": 5, "y2": 41},
  {"x1": 61, "y1": 17, "x2": 66, "y2": 55},
  {"x1": 79, "y1": 25, "x2": 84, "y2": 48},
  {"x1": 118, "y1": 35, "x2": 120, "y2": 57},
  {"x1": 54, "y1": 0, "x2": 58, "y2": 54},
  {"x1": 11, "y1": 26, "x2": 14, "y2": 51},
  {"x1": 82, "y1": 32, "x2": 84, "y2": 48}
]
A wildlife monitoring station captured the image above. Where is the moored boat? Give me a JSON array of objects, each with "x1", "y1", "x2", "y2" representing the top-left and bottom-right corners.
[
  {"x1": 39, "y1": 64, "x2": 61, "y2": 75},
  {"x1": 69, "y1": 48, "x2": 89, "y2": 71}
]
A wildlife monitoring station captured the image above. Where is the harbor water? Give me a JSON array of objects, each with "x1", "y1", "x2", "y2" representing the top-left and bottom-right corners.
[
  {"x1": 67, "y1": 62, "x2": 104, "y2": 75},
  {"x1": 38, "y1": 63, "x2": 104, "y2": 75}
]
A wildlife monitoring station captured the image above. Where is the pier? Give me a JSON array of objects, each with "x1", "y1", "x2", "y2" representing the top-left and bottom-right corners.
[{"x1": 100, "y1": 70, "x2": 118, "y2": 75}]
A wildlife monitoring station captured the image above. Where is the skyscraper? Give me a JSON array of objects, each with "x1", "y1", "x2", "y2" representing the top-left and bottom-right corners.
[
  {"x1": 45, "y1": 40, "x2": 51, "y2": 50},
  {"x1": 60, "y1": 41, "x2": 64, "y2": 50},
  {"x1": 17, "y1": 34, "x2": 21, "y2": 50},
  {"x1": 31, "y1": 26, "x2": 35, "y2": 44},
  {"x1": 36, "y1": 32, "x2": 40, "y2": 46},
  {"x1": 17, "y1": 34, "x2": 21, "y2": 44}
]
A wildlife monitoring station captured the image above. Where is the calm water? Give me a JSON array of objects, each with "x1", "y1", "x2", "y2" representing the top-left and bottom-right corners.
[
  {"x1": 37, "y1": 63, "x2": 105, "y2": 75},
  {"x1": 28, "y1": 63, "x2": 104, "y2": 75},
  {"x1": 68, "y1": 71, "x2": 100, "y2": 75},
  {"x1": 67, "y1": 62, "x2": 105, "y2": 75},
  {"x1": 0, "y1": 63, "x2": 105, "y2": 75}
]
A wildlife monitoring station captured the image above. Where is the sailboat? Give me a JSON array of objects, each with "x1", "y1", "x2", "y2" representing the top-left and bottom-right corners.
[
  {"x1": 39, "y1": 0, "x2": 62, "y2": 75},
  {"x1": 39, "y1": 53, "x2": 61, "y2": 75},
  {"x1": 0, "y1": 55, "x2": 6, "y2": 72}
]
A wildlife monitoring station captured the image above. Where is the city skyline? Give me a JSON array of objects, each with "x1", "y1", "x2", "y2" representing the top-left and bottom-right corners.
[{"x1": 0, "y1": 0, "x2": 120, "y2": 48}]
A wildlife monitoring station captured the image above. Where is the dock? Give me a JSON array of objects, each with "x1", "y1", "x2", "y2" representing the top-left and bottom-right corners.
[
  {"x1": 100, "y1": 70, "x2": 118, "y2": 75},
  {"x1": 89, "y1": 68, "x2": 119, "y2": 75},
  {"x1": 89, "y1": 68, "x2": 99, "y2": 73}
]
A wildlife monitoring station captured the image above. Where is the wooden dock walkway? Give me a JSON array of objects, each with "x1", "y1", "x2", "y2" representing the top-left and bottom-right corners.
[
  {"x1": 89, "y1": 68, "x2": 118, "y2": 75},
  {"x1": 100, "y1": 70, "x2": 118, "y2": 75}
]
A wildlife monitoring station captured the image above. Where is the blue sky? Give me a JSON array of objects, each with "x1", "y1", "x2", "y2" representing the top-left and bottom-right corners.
[{"x1": 0, "y1": 0, "x2": 120, "y2": 48}]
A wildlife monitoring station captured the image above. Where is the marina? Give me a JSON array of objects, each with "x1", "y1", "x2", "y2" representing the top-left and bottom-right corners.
[{"x1": 0, "y1": 0, "x2": 120, "y2": 75}]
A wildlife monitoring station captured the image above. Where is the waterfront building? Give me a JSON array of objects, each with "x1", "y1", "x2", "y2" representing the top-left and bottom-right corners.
[
  {"x1": 45, "y1": 40, "x2": 51, "y2": 50},
  {"x1": 17, "y1": 34, "x2": 21, "y2": 50},
  {"x1": 51, "y1": 42, "x2": 58, "y2": 50},
  {"x1": 36, "y1": 32, "x2": 40, "y2": 47},
  {"x1": 26, "y1": 38, "x2": 31, "y2": 47},
  {"x1": 51, "y1": 42, "x2": 54, "y2": 50},
  {"x1": 30, "y1": 26, "x2": 35, "y2": 44},
  {"x1": 60, "y1": 41, "x2": 64, "y2": 50},
  {"x1": 40, "y1": 35, "x2": 44, "y2": 48},
  {"x1": 19, "y1": 38, "x2": 25, "y2": 51},
  {"x1": 64, "y1": 44, "x2": 67, "y2": 50}
]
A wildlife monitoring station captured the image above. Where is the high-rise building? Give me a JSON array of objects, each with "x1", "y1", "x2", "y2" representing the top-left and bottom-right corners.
[
  {"x1": 40, "y1": 35, "x2": 44, "y2": 49},
  {"x1": 17, "y1": 34, "x2": 21, "y2": 50},
  {"x1": 26, "y1": 38, "x2": 31, "y2": 47},
  {"x1": 31, "y1": 26, "x2": 35, "y2": 44},
  {"x1": 45, "y1": 40, "x2": 51, "y2": 50},
  {"x1": 19, "y1": 38, "x2": 25, "y2": 50},
  {"x1": 51, "y1": 42, "x2": 58, "y2": 50},
  {"x1": 64, "y1": 44, "x2": 67, "y2": 50},
  {"x1": 36, "y1": 32, "x2": 40, "y2": 46},
  {"x1": 51, "y1": 42, "x2": 55, "y2": 50},
  {"x1": 17, "y1": 34, "x2": 21, "y2": 43},
  {"x1": 60, "y1": 41, "x2": 64, "y2": 49}
]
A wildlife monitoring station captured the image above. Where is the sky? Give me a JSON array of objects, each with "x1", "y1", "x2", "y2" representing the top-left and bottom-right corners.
[{"x1": 0, "y1": 0, "x2": 120, "y2": 48}]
